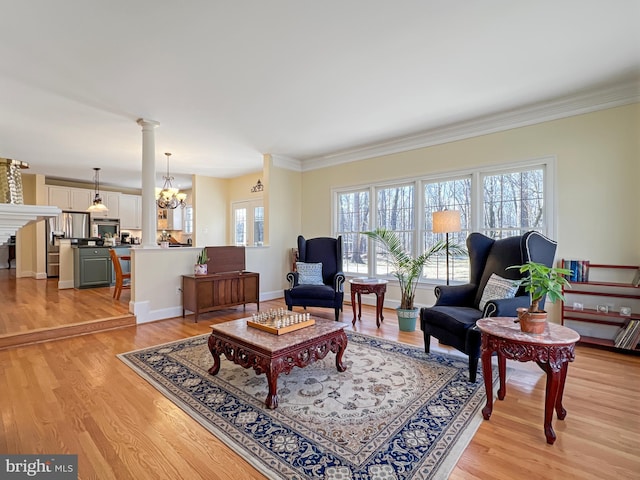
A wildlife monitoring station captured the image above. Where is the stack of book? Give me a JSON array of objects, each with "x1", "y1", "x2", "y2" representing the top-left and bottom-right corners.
[
  {"x1": 614, "y1": 320, "x2": 640, "y2": 350},
  {"x1": 562, "y1": 259, "x2": 589, "y2": 282}
]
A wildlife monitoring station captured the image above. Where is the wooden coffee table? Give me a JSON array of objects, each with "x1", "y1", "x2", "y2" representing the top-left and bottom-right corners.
[{"x1": 208, "y1": 317, "x2": 348, "y2": 409}]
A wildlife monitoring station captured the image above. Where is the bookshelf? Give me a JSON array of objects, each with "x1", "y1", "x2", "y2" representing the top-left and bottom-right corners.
[{"x1": 560, "y1": 261, "x2": 640, "y2": 353}]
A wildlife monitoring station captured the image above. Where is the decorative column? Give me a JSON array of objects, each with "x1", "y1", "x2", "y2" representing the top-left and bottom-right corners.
[{"x1": 137, "y1": 118, "x2": 160, "y2": 248}]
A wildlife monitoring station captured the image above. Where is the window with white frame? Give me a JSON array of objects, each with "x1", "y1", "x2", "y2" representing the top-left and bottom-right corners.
[
  {"x1": 334, "y1": 158, "x2": 554, "y2": 283},
  {"x1": 184, "y1": 205, "x2": 193, "y2": 235},
  {"x1": 232, "y1": 199, "x2": 264, "y2": 246},
  {"x1": 423, "y1": 176, "x2": 471, "y2": 282},
  {"x1": 336, "y1": 189, "x2": 370, "y2": 275},
  {"x1": 481, "y1": 167, "x2": 545, "y2": 238},
  {"x1": 374, "y1": 184, "x2": 414, "y2": 276}
]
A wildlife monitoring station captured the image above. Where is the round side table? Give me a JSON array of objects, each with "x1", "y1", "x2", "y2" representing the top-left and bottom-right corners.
[
  {"x1": 349, "y1": 278, "x2": 388, "y2": 328},
  {"x1": 477, "y1": 317, "x2": 580, "y2": 444}
]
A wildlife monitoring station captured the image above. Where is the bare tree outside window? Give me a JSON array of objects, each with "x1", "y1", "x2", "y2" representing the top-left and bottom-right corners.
[
  {"x1": 375, "y1": 184, "x2": 414, "y2": 277},
  {"x1": 334, "y1": 160, "x2": 550, "y2": 283},
  {"x1": 337, "y1": 190, "x2": 369, "y2": 274},
  {"x1": 483, "y1": 168, "x2": 544, "y2": 238},
  {"x1": 424, "y1": 177, "x2": 471, "y2": 282}
]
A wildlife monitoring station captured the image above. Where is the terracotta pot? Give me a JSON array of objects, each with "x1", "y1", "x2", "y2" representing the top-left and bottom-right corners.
[{"x1": 517, "y1": 307, "x2": 547, "y2": 334}]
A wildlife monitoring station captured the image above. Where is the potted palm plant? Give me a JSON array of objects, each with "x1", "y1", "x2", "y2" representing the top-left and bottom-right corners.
[
  {"x1": 508, "y1": 261, "x2": 572, "y2": 333},
  {"x1": 194, "y1": 248, "x2": 209, "y2": 275},
  {"x1": 365, "y1": 228, "x2": 465, "y2": 331}
]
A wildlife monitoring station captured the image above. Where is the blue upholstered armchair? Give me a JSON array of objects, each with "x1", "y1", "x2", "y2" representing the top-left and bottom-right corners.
[
  {"x1": 284, "y1": 236, "x2": 345, "y2": 321},
  {"x1": 420, "y1": 231, "x2": 557, "y2": 382}
]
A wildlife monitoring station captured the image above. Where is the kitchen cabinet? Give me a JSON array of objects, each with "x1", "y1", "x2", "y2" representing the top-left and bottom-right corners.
[
  {"x1": 48, "y1": 186, "x2": 92, "y2": 211},
  {"x1": 120, "y1": 194, "x2": 142, "y2": 229},
  {"x1": 92, "y1": 192, "x2": 120, "y2": 218},
  {"x1": 157, "y1": 207, "x2": 183, "y2": 231},
  {"x1": 73, "y1": 247, "x2": 112, "y2": 288},
  {"x1": 71, "y1": 189, "x2": 92, "y2": 211}
]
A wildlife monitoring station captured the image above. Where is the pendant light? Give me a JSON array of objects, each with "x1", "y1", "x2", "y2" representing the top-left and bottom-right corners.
[
  {"x1": 157, "y1": 152, "x2": 187, "y2": 209},
  {"x1": 87, "y1": 167, "x2": 108, "y2": 213}
]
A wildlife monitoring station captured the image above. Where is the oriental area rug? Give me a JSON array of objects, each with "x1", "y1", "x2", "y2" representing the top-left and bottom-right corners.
[{"x1": 119, "y1": 332, "x2": 498, "y2": 479}]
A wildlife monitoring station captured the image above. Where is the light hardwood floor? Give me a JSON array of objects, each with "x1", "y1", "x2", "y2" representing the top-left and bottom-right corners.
[
  {"x1": 0, "y1": 290, "x2": 638, "y2": 479},
  {"x1": 0, "y1": 269, "x2": 133, "y2": 348}
]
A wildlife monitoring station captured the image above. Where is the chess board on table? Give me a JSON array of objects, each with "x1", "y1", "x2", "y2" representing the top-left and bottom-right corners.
[{"x1": 247, "y1": 309, "x2": 315, "y2": 335}]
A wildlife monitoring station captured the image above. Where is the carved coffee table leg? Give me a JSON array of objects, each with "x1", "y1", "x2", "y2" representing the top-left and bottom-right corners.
[
  {"x1": 335, "y1": 332, "x2": 348, "y2": 372},
  {"x1": 497, "y1": 352, "x2": 507, "y2": 400},
  {"x1": 265, "y1": 366, "x2": 279, "y2": 409},
  {"x1": 481, "y1": 346, "x2": 494, "y2": 420},
  {"x1": 207, "y1": 336, "x2": 221, "y2": 375}
]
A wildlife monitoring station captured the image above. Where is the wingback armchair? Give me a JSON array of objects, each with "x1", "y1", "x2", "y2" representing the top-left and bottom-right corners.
[
  {"x1": 420, "y1": 231, "x2": 557, "y2": 382},
  {"x1": 284, "y1": 235, "x2": 345, "y2": 321}
]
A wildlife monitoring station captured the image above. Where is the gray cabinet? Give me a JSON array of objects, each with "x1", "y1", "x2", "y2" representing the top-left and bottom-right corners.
[{"x1": 74, "y1": 247, "x2": 112, "y2": 288}]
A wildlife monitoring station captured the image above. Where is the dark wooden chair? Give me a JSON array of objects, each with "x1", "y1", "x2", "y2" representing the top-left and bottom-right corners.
[{"x1": 109, "y1": 248, "x2": 131, "y2": 300}]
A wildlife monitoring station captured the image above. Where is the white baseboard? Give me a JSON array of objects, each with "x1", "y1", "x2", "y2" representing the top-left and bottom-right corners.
[
  {"x1": 131, "y1": 301, "x2": 184, "y2": 324},
  {"x1": 58, "y1": 280, "x2": 75, "y2": 289}
]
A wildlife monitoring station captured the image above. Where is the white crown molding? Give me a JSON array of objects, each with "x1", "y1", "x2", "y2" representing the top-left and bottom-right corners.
[
  {"x1": 301, "y1": 78, "x2": 640, "y2": 171},
  {"x1": 271, "y1": 154, "x2": 302, "y2": 172}
]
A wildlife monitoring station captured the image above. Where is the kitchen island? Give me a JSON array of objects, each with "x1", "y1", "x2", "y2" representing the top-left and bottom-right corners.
[
  {"x1": 73, "y1": 245, "x2": 113, "y2": 288},
  {"x1": 70, "y1": 244, "x2": 134, "y2": 289}
]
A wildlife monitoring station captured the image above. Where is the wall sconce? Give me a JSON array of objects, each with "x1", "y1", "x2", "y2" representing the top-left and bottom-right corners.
[{"x1": 251, "y1": 179, "x2": 264, "y2": 193}]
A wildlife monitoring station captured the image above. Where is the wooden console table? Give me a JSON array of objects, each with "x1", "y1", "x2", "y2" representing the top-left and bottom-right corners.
[
  {"x1": 182, "y1": 271, "x2": 259, "y2": 322},
  {"x1": 182, "y1": 246, "x2": 259, "y2": 322},
  {"x1": 477, "y1": 317, "x2": 580, "y2": 444}
]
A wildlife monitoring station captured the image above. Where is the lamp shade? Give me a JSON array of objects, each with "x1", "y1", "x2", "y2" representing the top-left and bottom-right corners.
[{"x1": 432, "y1": 210, "x2": 461, "y2": 233}]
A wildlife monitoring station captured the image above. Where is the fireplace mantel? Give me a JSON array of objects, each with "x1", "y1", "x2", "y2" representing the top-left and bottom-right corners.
[{"x1": 0, "y1": 204, "x2": 61, "y2": 244}]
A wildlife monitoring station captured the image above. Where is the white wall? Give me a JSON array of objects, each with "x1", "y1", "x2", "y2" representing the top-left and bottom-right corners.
[
  {"x1": 130, "y1": 247, "x2": 201, "y2": 323},
  {"x1": 193, "y1": 174, "x2": 227, "y2": 246}
]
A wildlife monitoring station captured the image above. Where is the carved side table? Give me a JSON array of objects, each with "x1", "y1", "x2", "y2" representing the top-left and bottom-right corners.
[
  {"x1": 349, "y1": 278, "x2": 388, "y2": 328},
  {"x1": 477, "y1": 317, "x2": 580, "y2": 444}
]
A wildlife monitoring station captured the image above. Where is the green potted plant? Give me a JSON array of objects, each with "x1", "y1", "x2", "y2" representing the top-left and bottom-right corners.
[
  {"x1": 195, "y1": 248, "x2": 209, "y2": 275},
  {"x1": 364, "y1": 228, "x2": 465, "y2": 331},
  {"x1": 508, "y1": 261, "x2": 572, "y2": 333}
]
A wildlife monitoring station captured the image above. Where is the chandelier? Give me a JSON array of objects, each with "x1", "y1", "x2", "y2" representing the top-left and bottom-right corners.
[
  {"x1": 87, "y1": 167, "x2": 108, "y2": 213},
  {"x1": 251, "y1": 179, "x2": 264, "y2": 193},
  {"x1": 157, "y1": 152, "x2": 187, "y2": 209}
]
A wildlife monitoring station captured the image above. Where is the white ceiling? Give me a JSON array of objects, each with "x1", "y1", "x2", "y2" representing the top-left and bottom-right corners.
[{"x1": 1, "y1": 1, "x2": 639, "y2": 190}]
